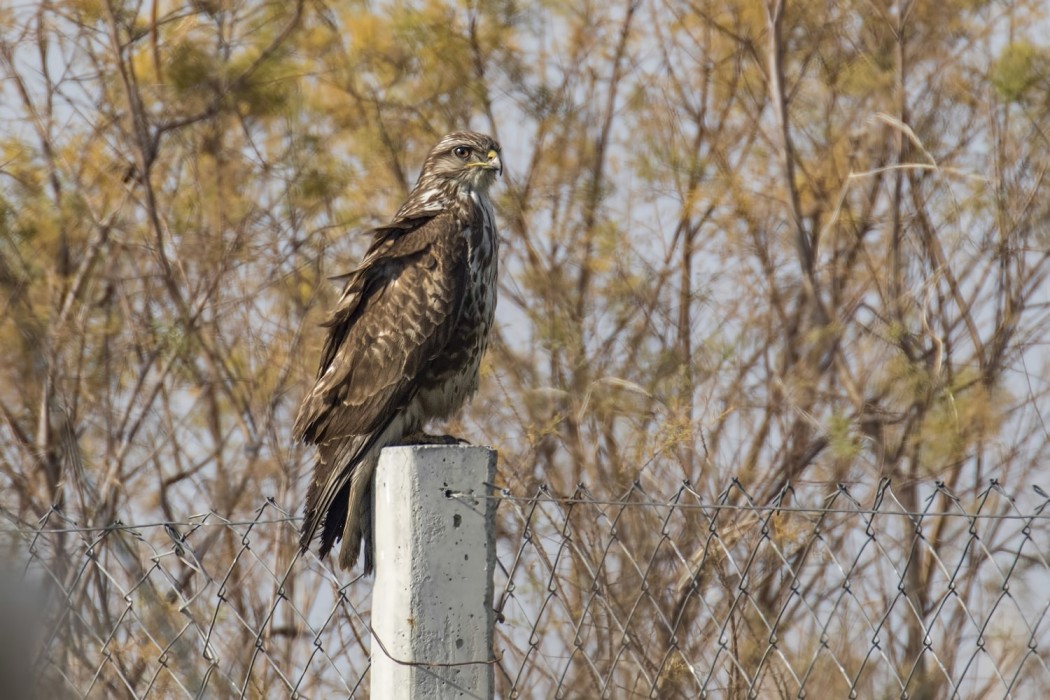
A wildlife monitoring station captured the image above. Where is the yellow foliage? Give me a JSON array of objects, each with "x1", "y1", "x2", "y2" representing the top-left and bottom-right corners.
[
  {"x1": 839, "y1": 56, "x2": 895, "y2": 98},
  {"x1": 991, "y1": 41, "x2": 1050, "y2": 103},
  {"x1": 916, "y1": 378, "x2": 1009, "y2": 474}
]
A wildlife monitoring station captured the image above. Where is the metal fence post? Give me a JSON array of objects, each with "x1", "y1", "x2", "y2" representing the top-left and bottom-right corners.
[{"x1": 370, "y1": 445, "x2": 497, "y2": 700}]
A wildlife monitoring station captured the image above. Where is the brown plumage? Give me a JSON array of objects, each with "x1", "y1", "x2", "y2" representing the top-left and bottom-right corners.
[{"x1": 295, "y1": 131, "x2": 502, "y2": 573}]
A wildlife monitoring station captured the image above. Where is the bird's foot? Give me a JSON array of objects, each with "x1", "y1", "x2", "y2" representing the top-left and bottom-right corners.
[{"x1": 397, "y1": 431, "x2": 471, "y2": 446}]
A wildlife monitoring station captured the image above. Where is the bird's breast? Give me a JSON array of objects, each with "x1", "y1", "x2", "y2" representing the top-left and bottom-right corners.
[{"x1": 415, "y1": 201, "x2": 498, "y2": 420}]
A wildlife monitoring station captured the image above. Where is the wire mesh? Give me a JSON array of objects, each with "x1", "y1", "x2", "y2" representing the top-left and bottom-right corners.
[{"x1": 7, "y1": 480, "x2": 1050, "y2": 698}]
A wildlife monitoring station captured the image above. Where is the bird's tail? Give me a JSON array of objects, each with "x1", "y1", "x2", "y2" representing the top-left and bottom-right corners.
[
  {"x1": 336, "y1": 453, "x2": 378, "y2": 572},
  {"x1": 299, "y1": 418, "x2": 403, "y2": 574},
  {"x1": 299, "y1": 434, "x2": 370, "y2": 563}
]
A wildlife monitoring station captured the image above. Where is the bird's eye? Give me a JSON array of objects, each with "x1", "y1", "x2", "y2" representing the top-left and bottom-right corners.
[{"x1": 453, "y1": 146, "x2": 471, "y2": 159}]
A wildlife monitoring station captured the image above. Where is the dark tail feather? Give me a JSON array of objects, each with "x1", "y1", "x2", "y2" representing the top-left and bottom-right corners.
[
  {"x1": 302, "y1": 415, "x2": 403, "y2": 570},
  {"x1": 335, "y1": 456, "x2": 375, "y2": 572},
  {"x1": 319, "y1": 480, "x2": 351, "y2": 557},
  {"x1": 361, "y1": 479, "x2": 374, "y2": 574},
  {"x1": 299, "y1": 463, "x2": 349, "y2": 557},
  {"x1": 298, "y1": 434, "x2": 365, "y2": 557},
  {"x1": 299, "y1": 426, "x2": 391, "y2": 571},
  {"x1": 330, "y1": 478, "x2": 374, "y2": 574}
]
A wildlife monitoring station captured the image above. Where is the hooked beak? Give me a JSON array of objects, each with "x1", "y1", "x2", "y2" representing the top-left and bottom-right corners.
[
  {"x1": 486, "y1": 149, "x2": 503, "y2": 177},
  {"x1": 466, "y1": 150, "x2": 504, "y2": 177}
]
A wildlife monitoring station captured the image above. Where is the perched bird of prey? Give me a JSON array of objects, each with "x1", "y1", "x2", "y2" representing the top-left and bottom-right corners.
[{"x1": 295, "y1": 131, "x2": 502, "y2": 573}]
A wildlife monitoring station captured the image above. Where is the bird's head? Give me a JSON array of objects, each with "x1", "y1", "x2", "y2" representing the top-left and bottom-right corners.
[{"x1": 419, "y1": 131, "x2": 503, "y2": 193}]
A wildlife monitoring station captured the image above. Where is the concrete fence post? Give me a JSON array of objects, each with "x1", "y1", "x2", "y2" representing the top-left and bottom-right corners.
[{"x1": 370, "y1": 445, "x2": 497, "y2": 700}]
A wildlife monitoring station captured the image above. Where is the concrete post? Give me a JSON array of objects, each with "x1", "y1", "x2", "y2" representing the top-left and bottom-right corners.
[{"x1": 370, "y1": 445, "x2": 497, "y2": 700}]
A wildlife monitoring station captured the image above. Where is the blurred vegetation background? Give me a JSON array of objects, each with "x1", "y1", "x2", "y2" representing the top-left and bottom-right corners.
[{"x1": 2, "y1": 0, "x2": 1049, "y2": 696}]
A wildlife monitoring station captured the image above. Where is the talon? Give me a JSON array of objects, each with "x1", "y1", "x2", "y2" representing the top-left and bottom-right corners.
[{"x1": 397, "y1": 431, "x2": 468, "y2": 446}]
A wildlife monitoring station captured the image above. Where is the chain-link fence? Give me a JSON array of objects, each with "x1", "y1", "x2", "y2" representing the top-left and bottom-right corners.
[{"x1": 7, "y1": 479, "x2": 1050, "y2": 698}]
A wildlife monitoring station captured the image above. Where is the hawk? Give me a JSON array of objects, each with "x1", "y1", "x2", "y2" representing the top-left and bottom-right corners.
[{"x1": 295, "y1": 131, "x2": 502, "y2": 573}]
